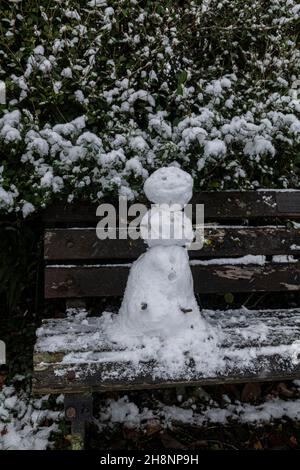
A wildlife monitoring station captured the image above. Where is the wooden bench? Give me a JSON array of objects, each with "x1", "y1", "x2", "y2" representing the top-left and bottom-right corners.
[{"x1": 33, "y1": 190, "x2": 300, "y2": 448}]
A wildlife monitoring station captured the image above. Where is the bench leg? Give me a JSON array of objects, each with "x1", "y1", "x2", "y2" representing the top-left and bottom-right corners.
[
  {"x1": 70, "y1": 420, "x2": 86, "y2": 450},
  {"x1": 65, "y1": 393, "x2": 93, "y2": 450}
]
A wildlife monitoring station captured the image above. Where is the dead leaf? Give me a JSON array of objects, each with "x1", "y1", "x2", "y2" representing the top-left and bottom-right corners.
[
  {"x1": 122, "y1": 424, "x2": 140, "y2": 440},
  {"x1": 253, "y1": 440, "x2": 263, "y2": 449},
  {"x1": 145, "y1": 419, "x2": 162, "y2": 436},
  {"x1": 160, "y1": 432, "x2": 186, "y2": 449},
  {"x1": 277, "y1": 382, "x2": 295, "y2": 398},
  {"x1": 0, "y1": 374, "x2": 7, "y2": 390},
  {"x1": 189, "y1": 440, "x2": 209, "y2": 449},
  {"x1": 241, "y1": 383, "x2": 261, "y2": 402},
  {"x1": 290, "y1": 435, "x2": 298, "y2": 447}
]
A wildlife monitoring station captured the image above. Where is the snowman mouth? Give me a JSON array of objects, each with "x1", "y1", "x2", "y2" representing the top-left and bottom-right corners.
[{"x1": 160, "y1": 182, "x2": 189, "y2": 191}]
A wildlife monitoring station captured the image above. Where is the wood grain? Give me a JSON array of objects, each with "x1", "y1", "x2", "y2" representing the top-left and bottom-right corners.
[
  {"x1": 45, "y1": 263, "x2": 300, "y2": 298},
  {"x1": 44, "y1": 226, "x2": 300, "y2": 260},
  {"x1": 43, "y1": 191, "x2": 300, "y2": 226}
]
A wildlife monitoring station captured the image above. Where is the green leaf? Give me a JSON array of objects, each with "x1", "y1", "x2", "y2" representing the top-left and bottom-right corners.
[
  {"x1": 177, "y1": 70, "x2": 188, "y2": 85},
  {"x1": 176, "y1": 84, "x2": 183, "y2": 96}
]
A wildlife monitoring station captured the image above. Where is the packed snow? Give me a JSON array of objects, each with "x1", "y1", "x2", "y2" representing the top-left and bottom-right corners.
[{"x1": 117, "y1": 167, "x2": 216, "y2": 345}]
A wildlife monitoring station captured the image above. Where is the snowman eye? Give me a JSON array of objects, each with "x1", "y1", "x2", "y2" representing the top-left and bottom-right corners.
[{"x1": 162, "y1": 176, "x2": 167, "y2": 181}]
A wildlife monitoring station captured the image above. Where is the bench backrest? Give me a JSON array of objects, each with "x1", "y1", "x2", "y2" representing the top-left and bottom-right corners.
[{"x1": 44, "y1": 191, "x2": 300, "y2": 299}]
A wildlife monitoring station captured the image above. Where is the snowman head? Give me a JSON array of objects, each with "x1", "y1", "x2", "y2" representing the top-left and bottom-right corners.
[{"x1": 144, "y1": 167, "x2": 193, "y2": 207}]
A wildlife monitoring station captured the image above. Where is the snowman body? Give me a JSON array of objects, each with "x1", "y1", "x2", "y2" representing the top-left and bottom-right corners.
[{"x1": 118, "y1": 167, "x2": 207, "y2": 337}]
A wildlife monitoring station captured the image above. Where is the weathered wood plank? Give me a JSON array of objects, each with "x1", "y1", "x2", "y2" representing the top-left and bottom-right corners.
[
  {"x1": 32, "y1": 309, "x2": 300, "y2": 394},
  {"x1": 43, "y1": 191, "x2": 300, "y2": 225},
  {"x1": 194, "y1": 191, "x2": 300, "y2": 218},
  {"x1": 44, "y1": 229, "x2": 146, "y2": 261},
  {"x1": 44, "y1": 263, "x2": 300, "y2": 298},
  {"x1": 32, "y1": 360, "x2": 300, "y2": 395},
  {"x1": 44, "y1": 226, "x2": 300, "y2": 260}
]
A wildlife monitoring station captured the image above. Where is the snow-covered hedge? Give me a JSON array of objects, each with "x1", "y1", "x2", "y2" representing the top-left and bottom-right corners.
[{"x1": 1, "y1": 0, "x2": 300, "y2": 216}]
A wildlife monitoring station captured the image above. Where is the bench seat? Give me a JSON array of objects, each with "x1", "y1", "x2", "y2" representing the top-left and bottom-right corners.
[{"x1": 33, "y1": 308, "x2": 300, "y2": 394}]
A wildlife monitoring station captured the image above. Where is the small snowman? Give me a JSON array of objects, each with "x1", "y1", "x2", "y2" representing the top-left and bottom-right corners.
[{"x1": 118, "y1": 166, "x2": 211, "y2": 338}]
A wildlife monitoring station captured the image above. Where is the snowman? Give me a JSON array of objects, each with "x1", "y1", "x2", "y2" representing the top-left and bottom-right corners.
[{"x1": 118, "y1": 166, "x2": 210, "y2": 338}]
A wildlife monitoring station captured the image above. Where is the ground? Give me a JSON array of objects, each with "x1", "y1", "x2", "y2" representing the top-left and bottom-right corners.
[{"x1": 2, "y1": 376, "x2": 300, "y2": 450}]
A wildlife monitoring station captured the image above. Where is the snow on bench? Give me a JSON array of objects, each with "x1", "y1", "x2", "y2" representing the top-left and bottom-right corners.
[{"x1": 33, "y1": 308, "x2": 300, "y2": 394}]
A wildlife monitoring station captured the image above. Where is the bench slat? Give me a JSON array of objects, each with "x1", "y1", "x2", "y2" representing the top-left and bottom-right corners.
[
  {"x1": 43, "y1": 191, "x2": 300, "y2": 225},
  {"x1": 45, "y1": 263, "x2": 300, "y2": 298},
  {"x1": 33, "y1": 309, "x2": 300, "y2": 394},
  {"x1": 44, "y1": 227, "x2": 300, "y2": 260},
  {"x1": 34, "y1": 309, "x2": 300, "y2": 356},
  {"x1": 32, "y1": 360, "x2": 300, "y2": 394}
]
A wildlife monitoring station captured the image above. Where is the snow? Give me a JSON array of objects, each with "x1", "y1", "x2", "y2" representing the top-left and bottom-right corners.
[
  {"x1": 272, "y1": 255, "x2": 298, "y2": 263},
  {"x1": 129, "y1": 136, "x2": 149, "y2": 152},
  {"x1": 106, "y1": 396, "x2": 149, "y2": 427},
  {"x1": 125, "y1": 157, "x2": 147, "y2": 177},
  {"x1": 99, "y1": 381, "x2": 300, "y2": 430},
  {"x1": 244, "y1": 136, "x2": 276, "y2": 157},
  {"x1": 33, "y1": 45, "x2": 44, "y2": 56},
  {"x1": 61, "y1": 67, "x2": 72, "y2": 78},
  {"x1": 22, "y1": 201, "x2": 35, "y2": 218},
  {"x1": 74, "y1": 90, "x2": 88, "y2": 105},
  {"x1": 117, "y1": 167, "x2": 216, "y2": 343},
  {"x1": 35, "y1": 305, "x2": 300, "y2": 387},
  {"x1": 3, "y1": 378, "x2": 300, "y2": 449},
  {"x1": 204, "y1": 139, "x2": 227, "y2": 158},
  {"x1": 0, "y1": 382, "x2": 61, "y2": 450},
  {"x1": 190, "y1": 255, "x2": 266, "y2": 266},
  {"x1": 290, "y1": 244, "x2": 300, "y2": 250},
  {"x1": 144, "y1": 167, "x2": 193, "y2": 206},
  {"x1": 117, "y1": 245, "x2": 214, "y2": 340},
  {"x1": 140, "y1": 208, "x2": 194, "y2": 247},
  {"x1": 47, "y1": 253, "x2": 299, "y2": 268},
  {"x1": 87, "y1": 0, "x2": 107, "y2": 6},
  {"x1": 0, "y1": 187, "x2": 15, "y2": 209},
  {"x1": 40, "y1": 171, "x2": 54, "y2": 188}
]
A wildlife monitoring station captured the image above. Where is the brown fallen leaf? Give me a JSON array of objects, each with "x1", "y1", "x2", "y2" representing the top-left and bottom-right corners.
[
  {"x1": 122, "y1": 424, "x2": 140, "y2": 440},
  {"x1": 241, "y1": 383, "x2": 261, "y2": 402},
  {"x1": 160, "y1": 432, "x2": 186, "y2": 449},
  {"x1": 145, "y1": 419, "x2": 162, "y2": 436},
  {"x1": 253, "y1": 440, "x2": 263, "y2": 450},
  {"x1": 0, "y1": 373, "x2": 7, "y2": 390},
  {"x1": 290, "y1": 435, "x2": 298, "y2": 447},
  {"x1": 277, "y1": 382, "x2": 295, "y2": 398},
  {"x1": 189, "y1": 440, "x2": 209, "y2": 449}
]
